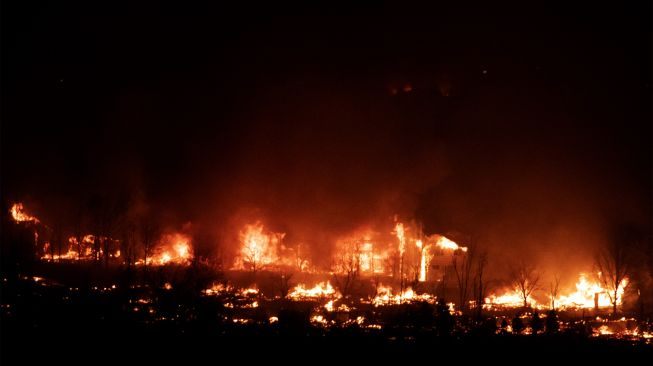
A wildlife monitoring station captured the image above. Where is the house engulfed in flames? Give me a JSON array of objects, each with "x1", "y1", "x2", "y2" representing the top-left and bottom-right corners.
[
  {"x1": 7, "y1": 202, "x2": 633, "y2": 314},
  {"x1": 8, "y1": 202, "x2": 192, "y2": 266},
  {"x1": 229, "y1": 219, "x2": 468, "y2": 284}
]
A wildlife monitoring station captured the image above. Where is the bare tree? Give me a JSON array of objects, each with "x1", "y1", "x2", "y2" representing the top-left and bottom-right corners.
[
  {"x1": 294, "y1": 243, "x2": 309, "y2": 272},
  {"x1": 549, "y1": 274, "x2": 561, "y2": 311},
  {"x1": 71, "y1": 208, "x2": 87, "y2": 261},
  {"x1": 595, "y1": 235, "x2": 634, "y2": 315},
  {"x1": 473, "y1": 252, "x2": 488, "y2": 320},
  {"x1": 384, "y1": 251, "x2": 400, "y2": 280},
  {"x1": 453, "y1": 238, "x2": 479, "y2": 313},
  {"x1": 241, "y1": 242, "x2": 264, "y2": 275},
  {"x1": 88, "y1": 194, "x2": 124, "y2": 266},
  {"x1": 120, "y1": 219, "x2": 137, "y2": 268},
  {"x1": 509, "y1": 261, "x2": 540, "y2": 308},
  {"x1": 51, "y1": 221, "x2": 64, "y2": 261},
  {"x1": 276, "y1": 272, "x2": 293, "y2": 298},
  {"x1": 331, "y1": 241, "x2": 361, "y2": 297},
  {"x1": 140, "y1": 217, "x2": 160, "y2": 267}
]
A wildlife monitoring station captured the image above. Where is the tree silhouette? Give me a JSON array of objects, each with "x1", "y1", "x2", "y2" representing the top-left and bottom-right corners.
[
  {"x1": 140, "y1": 217, "x2": 160, "y2": 267},
  {"x1": 276, "y1": 272, "x2": 293, "y2": 298},
  {"x1": 594, "y1": 226, "x2": 636, "y2": 315},
  {"x1": 331, "y1": 241, "x2": 361, "y2": 297},
  {"x1": 453, "y1": 236, "x2": 484, "y2": 314},
  {"x1": 549, "y1": 274, "x2": 560, "y2": 311},
  {"x1": 473, "y1": 252, "x2": 488, "y2": 320},
  {"x1": 512, "y1": 313, "x2": 524, "y2": 334},
  {"x1": 435, "y1": 298, "x2": 454, "y2": 336},
  {"x1": 509, "y1": 260, "x2": 540, "y2": 308},
  {"x1": 530, "y1": 311, "x2": 543, "y2": 335},
  {"x1": 545, "y1": 310, "x2": 559, "y2": 334}
]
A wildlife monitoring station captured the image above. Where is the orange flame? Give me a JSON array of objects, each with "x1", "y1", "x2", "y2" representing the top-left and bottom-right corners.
[
  {"x1": 416, "y1": 240, "x2": 427, "y2": 282},
  {"x1": 10, "y1": 203, "x2": 39, "y2": 223},
  {"x1": 143, "y1": 233, "x2": 192, "y2": 265},
  {"x1": 555, "y1": 273, "x2": 628, "y2": 309},
  {"x1": 435, "y1": 236, "x2": 467, "y2": 252},
  {"x1": 233, "y1": 222, "x2": 284, "y2": 270},
  {"x1": 485, "y1": 289, "x2": 540, "y2": 309},
  {"x1": 289, "y1": 281, "x2": 339, "y2": 300},
  {"x1": 394, "y1": 222, "x2": 405, "y2": 256},
  {"x1": 372, "y1": 284, "x2": 436, "y2": 305}
]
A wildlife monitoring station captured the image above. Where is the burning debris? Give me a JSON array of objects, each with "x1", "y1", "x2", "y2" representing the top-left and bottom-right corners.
[
  {"x1": 138, "y1": 233, "x2": 193, "y2": 266},
  {"x1": 555, "y1": 274, "x2": 629, "y2": 310},
  {"x1": 9, "y1": 203, "x2": 39, "y2": 223},
  {"x1": 372, "y1": 284, "x2": 436, "y2": 306},
  {"x1": 288, "y1": 282, "x2": 339, "y2": 300}
]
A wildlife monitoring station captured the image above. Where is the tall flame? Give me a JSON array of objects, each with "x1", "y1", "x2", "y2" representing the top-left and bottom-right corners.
[
  {"x1": 416, "y1": 239, "x2": 427, "y2": 282},
  {"x1": 233, "y1": 222, "x2": 283, "y2": 270},
  {"x1": 394, "y1": 222, "x2": 405, "y2": 256}
]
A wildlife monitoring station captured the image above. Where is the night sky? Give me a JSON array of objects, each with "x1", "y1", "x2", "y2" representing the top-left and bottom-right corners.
[{"x1": 2, "y1": 4, "x2": 651, "y2": 270}]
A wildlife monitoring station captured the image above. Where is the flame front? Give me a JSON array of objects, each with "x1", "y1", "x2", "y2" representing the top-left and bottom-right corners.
[
  {"x1": 485, "y1": 288, "x2": 540, "y2": 309},
  {"x1": 289, "y1": 281, "x2": 339, "y2": 300},
  {"x1": 372, "y1": 284, "x2": 436, "y2": 305},
  {"x1": 486, "y1": 273, "x2": 630, "y2": 310},
  {"x1": 555, "y1": 274, "x2": 628, "y2": 309}
]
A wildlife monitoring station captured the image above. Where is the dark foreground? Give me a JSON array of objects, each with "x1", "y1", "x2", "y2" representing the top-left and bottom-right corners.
[
  {"x1": 3, "y1": 322, "x2": 651, "y2": 364},
  {"x1": 1, "y1": 274, "x2": 651, "y2": 365}
]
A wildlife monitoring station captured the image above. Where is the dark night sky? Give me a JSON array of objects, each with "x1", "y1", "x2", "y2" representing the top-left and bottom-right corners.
[{"x1": 2, "y1": 4, "x2": 651, "y2": 269}]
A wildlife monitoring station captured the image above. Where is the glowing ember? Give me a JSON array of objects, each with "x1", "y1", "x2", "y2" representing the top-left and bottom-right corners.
[
  {"x1": 203, "y1": 283, "x2": 227, "y2": 296},
  {"x1": 289, "y1": 282, "x2": 339, "y2": 300},
  {"x1": 596, "y1": 325, "x2": 613, "y2": 336},
  {"x1": 372, "y1": 284, "x2": 435, "y2": 305},
  {"x1": 240, "y1": 287, "x2": 259, "y2": 296},
  {"x1": 9, "y1": 203, "x2": 39, "y2": 223},
  {"x1": 311, "y1": 315, "x2": 330, "y2": 326},
  {"x1": 324, "y1": 300, "x2": 335, "y2": 312},
  {"x1": 202, "y1": 283, "x2": 259, "y2": 297}
]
